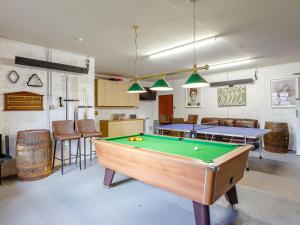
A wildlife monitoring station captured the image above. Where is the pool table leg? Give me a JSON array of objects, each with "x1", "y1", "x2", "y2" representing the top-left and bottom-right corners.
[
  {"x1": 193, "y1": 201, "x2": 211, "y2": 225},
  {"x1": 103, "y1": 168, "x2": 115, "y2": 188},
  {"x1": 225, "y1": 185, "x2": 238, "y2": 206}
]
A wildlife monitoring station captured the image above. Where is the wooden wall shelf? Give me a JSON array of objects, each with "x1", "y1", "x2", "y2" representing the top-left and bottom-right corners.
[{"x1": 4, "y1": 91, "x2": 44, "y2": 111}]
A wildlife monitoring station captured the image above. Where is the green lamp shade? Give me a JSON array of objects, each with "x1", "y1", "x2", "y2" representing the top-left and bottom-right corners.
[
  {"x1": 127, "y1": 81, "x2": 146, "y2": 93},
  {"x1": 150, "y1": 78, "x2": 173, "y2": 91},
  {"x1": 182, "y1": 72, "x2": 209, "y2": 88}
]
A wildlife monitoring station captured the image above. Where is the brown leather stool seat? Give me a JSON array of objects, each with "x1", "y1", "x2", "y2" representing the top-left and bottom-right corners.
[
  {"x1": 52, "y1": 120, "x2": 82, "y2": 175},
  {"x1": 75, "y1": 119, "x2": 102, "y2": 169},
  {"x1": 54, "y1": 133, "x2": 81, "y2": 141},
  {"x1": 81, "y1": 131, "x2": 101, "y2": 138}
]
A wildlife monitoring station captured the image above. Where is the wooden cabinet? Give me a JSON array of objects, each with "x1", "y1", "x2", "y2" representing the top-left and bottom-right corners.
[
  {"x1": 95, "y1": 79, "x2": 139, "y2": 107},
  {"x1": 100, "y1": 119, "x2": 144, "y2": 137},
  {"x1": 95, "y1": 79, "x2": 106, "y2": 106}
]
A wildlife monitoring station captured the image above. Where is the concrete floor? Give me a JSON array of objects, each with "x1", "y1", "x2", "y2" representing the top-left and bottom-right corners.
[{"x1": 0, "y1": 150, "x2": 299, "y2": 225}]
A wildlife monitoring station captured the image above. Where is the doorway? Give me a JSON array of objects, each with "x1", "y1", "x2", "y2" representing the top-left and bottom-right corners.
[{"x1": 159, "y1": 94, "x2": 173, "y2": 123}]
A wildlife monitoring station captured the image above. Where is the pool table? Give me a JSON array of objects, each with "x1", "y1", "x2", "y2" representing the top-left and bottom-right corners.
[{"x1": 95, "y1": 134, "x2": 252, "y2": 225}]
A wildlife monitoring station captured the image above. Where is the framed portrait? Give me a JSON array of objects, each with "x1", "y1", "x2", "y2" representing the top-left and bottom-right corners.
[
  {"x1": 185, "y1": 88, "x2": 201, "y2": 108},
  {"x1": 271, "y1": 78, "x2": 298, "y2": 108}
]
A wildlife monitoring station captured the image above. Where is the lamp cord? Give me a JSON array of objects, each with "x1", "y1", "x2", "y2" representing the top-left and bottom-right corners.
[
  {"x1": 193, "y1": 0, "x2": 196, "y2": 67},
  {"x1": 133, "y1": 25, "x2": 138, "y2": 79}
]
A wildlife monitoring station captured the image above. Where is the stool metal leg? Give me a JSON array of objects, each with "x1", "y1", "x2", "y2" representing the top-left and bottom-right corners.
[
  {"x1": 78, "y1": 139, "x2": 82, "y2": 170},
  {"x1": 69, "y1": 140, "x2": 71, "y2": 165},
  {"x1": 84, "y1": 137, "x2": 87, "y2": 169},
  {"x1": 90, "y1": 137, "x2": 92, "y2": 161},
  {"x1": 61, "y1": 140, "x2": 64, "y2": 175},
  {"x1": 75, "y1": 140, "x2": 79, "y2": 164},
  {"x1": 52, "y1": 140, "x2": 57, "y2": 170}
]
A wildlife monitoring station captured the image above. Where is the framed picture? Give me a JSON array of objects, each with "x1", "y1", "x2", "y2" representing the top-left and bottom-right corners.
[
  {"x1": 217, "y1": 86, "x2": 247, "y2": 107},
  {"x1": 271, "y1": 78, "x2": 298, "y2": 108},
  {"x1": 186, "y1": 88, "x2": 201, "y2": 108}
]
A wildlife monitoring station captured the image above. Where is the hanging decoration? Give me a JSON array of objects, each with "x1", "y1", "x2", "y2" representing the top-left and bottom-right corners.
[
  {"x1": 27, "y1": 74, "x2": 43, "y2": 87},
  {"x1": 8, "y1": 70, "x2": 20, "y2": 83}
]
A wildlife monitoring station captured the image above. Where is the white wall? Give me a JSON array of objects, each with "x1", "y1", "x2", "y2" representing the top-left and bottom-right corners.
[
  {"x1": 155, "y1": 62, "x2": 300, "y2": 150},
  {"x1": 2, "y1": 36, "x2": 298, "y2": 154},
  {"x1": 0, "y1": 37, "x2": 95, "y2": 157}
]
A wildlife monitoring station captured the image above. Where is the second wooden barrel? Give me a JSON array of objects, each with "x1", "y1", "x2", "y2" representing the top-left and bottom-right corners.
[
  {"x1": 264, "y1": 122, "x2": 289, "y2": 153},
  {"x1": 16, "y1": 129, "x2": 52, "y2": 181}
]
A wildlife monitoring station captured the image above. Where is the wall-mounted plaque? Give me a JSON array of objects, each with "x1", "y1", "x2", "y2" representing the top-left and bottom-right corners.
[{"x1": 4, "y1": 91, "x2": 44, "y2": 111}]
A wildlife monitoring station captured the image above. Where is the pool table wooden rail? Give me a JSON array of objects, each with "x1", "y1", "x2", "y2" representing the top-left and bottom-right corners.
[{"x1": 95, "y1": 138, "x2": 251, "y2": 205}]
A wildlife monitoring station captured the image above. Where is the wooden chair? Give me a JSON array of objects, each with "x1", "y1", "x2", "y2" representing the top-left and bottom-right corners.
[
  {"x1": 159, "y1": 114, "x2": 171, "y2": 125},
  {"x1": 171, "y1": 118, "x2": 184, "y2": 124},
  {"x1": 75, "y1": 119, "x2": 102, "y2": 169},
  {"x1": 184, "y1": 114, "x2": 198, "y2": 124},
  {"x1": 52, "y1": 120, "x2": 81, "y2": 175},
  {"x1": 201, "y1": 117, "x2": 220, "y2": 126}
]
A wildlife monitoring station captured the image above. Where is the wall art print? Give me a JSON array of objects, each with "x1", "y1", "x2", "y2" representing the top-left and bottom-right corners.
[{"x1": 218, "y1": 86, "x2": 246, "y2": 107}]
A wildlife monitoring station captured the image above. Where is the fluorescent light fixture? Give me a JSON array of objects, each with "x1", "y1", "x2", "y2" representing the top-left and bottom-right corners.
[
  {"x1": 149, "y1": 36, "x2": 217, "y2": 59},
  {"x1": 209, "y1": 59, "x2": 253, "y2": 70}
]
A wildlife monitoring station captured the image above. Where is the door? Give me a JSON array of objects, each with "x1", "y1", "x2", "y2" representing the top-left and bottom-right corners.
[{"x1": 159, "y1": 95, "x2": 173, "y2": 122}]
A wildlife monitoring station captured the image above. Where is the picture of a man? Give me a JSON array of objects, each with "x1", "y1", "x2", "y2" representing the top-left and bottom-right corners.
[{"x1": 186, "y1": 88, "x2": 200, "y2": 107}]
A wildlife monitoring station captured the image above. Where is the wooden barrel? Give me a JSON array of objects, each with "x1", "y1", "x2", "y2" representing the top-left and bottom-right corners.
[
  {"x1": 16, "y1": 130, "x2": 52, "y2": 180},
  {"x1": 264, "y1": 122, "x2": 289, "y2": 153}
]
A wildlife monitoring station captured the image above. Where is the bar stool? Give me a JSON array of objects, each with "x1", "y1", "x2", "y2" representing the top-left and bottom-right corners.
[
  {"x1": 52, "y1": 120, "x2": 82, "y2": 175},
  {"x1": 75, "y1": 119, "x2": 102, "y2": 169}
]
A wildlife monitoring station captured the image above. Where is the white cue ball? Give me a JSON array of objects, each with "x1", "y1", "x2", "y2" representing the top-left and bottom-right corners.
[{"x1": 194, "y1": 146, "x2": 199, "y2": 151}]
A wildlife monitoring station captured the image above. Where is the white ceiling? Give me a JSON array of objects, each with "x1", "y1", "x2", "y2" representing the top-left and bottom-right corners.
[{"x1": 1, "y1": 0, "x2": 300, "y2": 78}]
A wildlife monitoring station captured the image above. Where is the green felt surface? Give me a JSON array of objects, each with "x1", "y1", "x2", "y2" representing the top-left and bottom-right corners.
[{"x1": 103, "y1": 134, "x2": 238, "y2": 163}]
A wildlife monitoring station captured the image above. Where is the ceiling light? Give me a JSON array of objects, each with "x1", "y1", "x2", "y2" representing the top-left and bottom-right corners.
[
  {"x1": 209, "y1": 59, "x2": 253, "y2": 70},
  {"x1": 150, "y1": 78, "x2": 173, "y2": 91},
  {"x1": 127, "y1": 81, "x2": 146, "y2": 93},
  {"x1": 182, "y1": 70, "x2": 209, "y2": 88},
  {"x1": 74, "y1": 37, "x2": 83, "y2": 42},
  {"x1": 149, "y1": 36, "x2": 216, "y2": 59},
  {"x1": 127, "y1": 25, "x2": 147, "y2": 93},
  {"x1": 183, "y1": 0, "x2": 209, "y2": 89}
]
